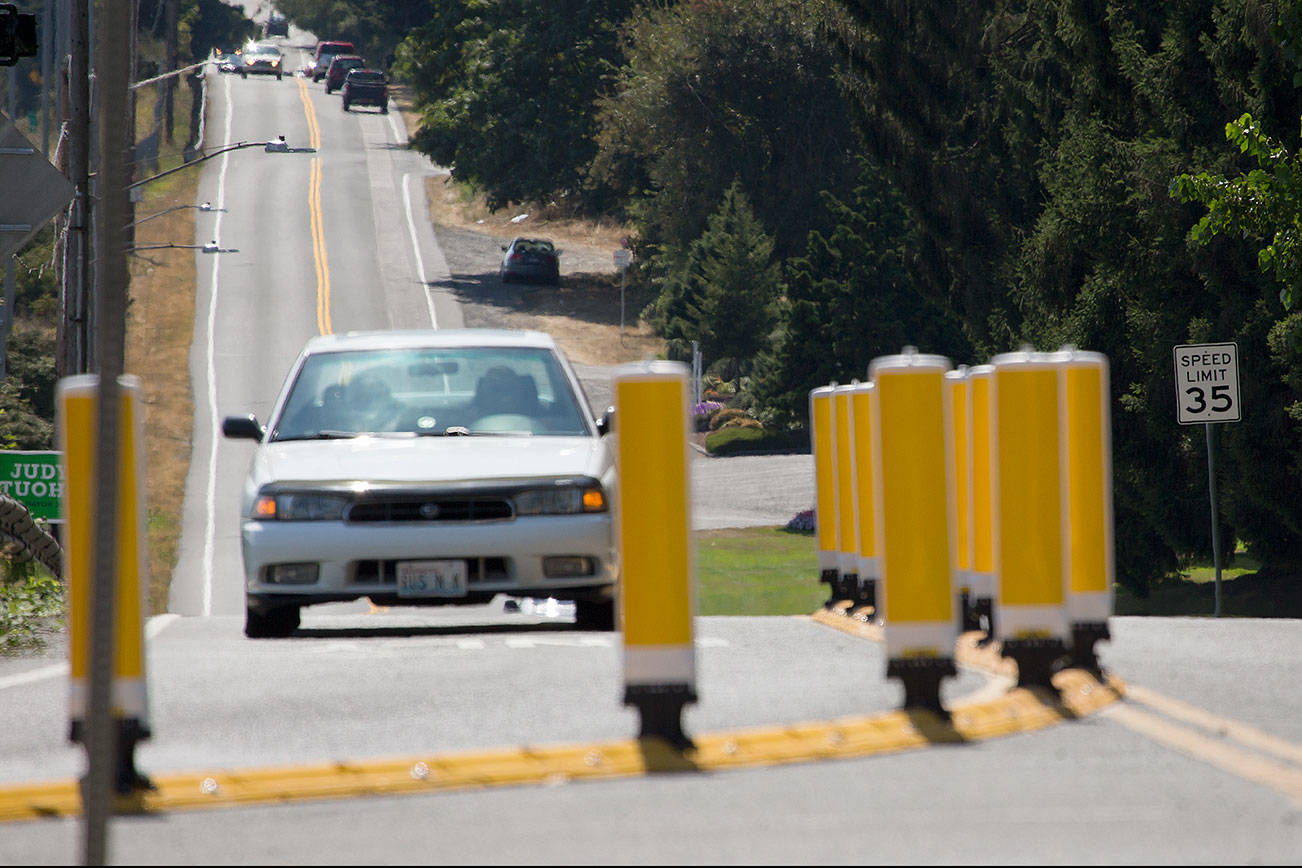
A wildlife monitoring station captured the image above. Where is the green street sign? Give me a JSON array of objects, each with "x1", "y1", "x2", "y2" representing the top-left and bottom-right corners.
[{"x1": 0, "y1": 450, "x2": 63, "y2": 521}]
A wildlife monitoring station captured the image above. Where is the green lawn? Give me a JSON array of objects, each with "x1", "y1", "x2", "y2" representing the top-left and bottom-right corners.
[
  {"x1": 695, "y1": 528, "x2": 1300, "y2": 619},
  {"x1": 696, "y1": 527, "x2": 824, "y2": 615}
]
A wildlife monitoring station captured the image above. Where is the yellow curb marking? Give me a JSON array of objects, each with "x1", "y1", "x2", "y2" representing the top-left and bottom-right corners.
[{"x1": 0, "y1": 609, "x2": 1126, "y2": 823}]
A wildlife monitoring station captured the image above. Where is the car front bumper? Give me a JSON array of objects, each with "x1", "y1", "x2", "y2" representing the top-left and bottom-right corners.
[{"x1": 240, "y1": 512, "x2": 616, "y2": 602}]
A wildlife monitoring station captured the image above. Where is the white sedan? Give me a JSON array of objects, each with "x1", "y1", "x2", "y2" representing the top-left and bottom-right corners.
[{"x1": 222, "y1": 329, "x2": 617, "y2": 638}]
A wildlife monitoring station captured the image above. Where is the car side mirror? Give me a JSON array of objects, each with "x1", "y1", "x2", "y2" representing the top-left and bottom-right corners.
[
  {"x1": 222, "y1": 414, "x2": 264, "y2": 442},
  {"x1": 595, "y1": 406, "x2": 614, "y2": 436}
]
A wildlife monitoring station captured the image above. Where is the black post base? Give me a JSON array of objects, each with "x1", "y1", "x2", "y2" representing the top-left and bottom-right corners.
[
  {"x1": 71, "y1": 717, "x2": 156, "y2": 795},
  {"x1": 1069, "y1": 620, "x2": 1111, "y2": 674},
  {"x1": 836, "y1": 571, "x2": 858, "y2": 605},
  {"x1": 819, "y1": 568, "x2": 839, "y2": 608},
  {"x1": 625, "y1": 684, "x2": 696, "y2": 751},
  {"x1": 856, "y1": 577, "x2": 877, "y2": 611},
  {"x1": 974, "y1": 597, "x2": 996, "y2": 646},
  {"x1": 886, "y1": 656, "x2": 957, "y2": 714},
  {"x1": 1001, "y1": 637, "x2": 1068, "y2": 689}
]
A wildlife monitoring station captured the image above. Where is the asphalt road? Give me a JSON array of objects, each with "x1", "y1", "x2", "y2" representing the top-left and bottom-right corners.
[{"x1": 1, "y1": 15, "x2": 1298, "y2": 865}]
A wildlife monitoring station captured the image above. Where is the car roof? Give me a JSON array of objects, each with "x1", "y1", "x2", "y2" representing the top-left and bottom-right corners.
[
  {"x1": 299, "y1": 328, "x2": 562, "y2": 355},
  {"x1": 331, "y1": 54, "x2": 364, "y2": 63},
  {"x1": 317, "y1": 41, "x2": 354, "y2": 50}
]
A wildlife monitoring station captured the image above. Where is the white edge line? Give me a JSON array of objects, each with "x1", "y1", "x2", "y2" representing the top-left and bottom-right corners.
[
  {"x1": 200, "y1": 76, "x2": 235, "y2": 618},
  {"x1": 401, "y1": 172, "x2": 436, "y2": 330},
  {"x1": 0, "y1": 615, "x2": 181, "y2": 690}
]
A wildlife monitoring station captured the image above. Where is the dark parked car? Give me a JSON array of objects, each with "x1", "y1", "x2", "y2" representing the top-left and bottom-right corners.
[
  {"x1": 264, "y1": 14, "x2": 289, "y2": 38},
  {"x1": 500, "y1": 237, "x2": 561, "y2": 285},
  {"x1": 324, "y1": 54, "x2": 365, "y2": 93},
  {"x1": 341, "y1": 70, "x2": 389, "y2": 113}
]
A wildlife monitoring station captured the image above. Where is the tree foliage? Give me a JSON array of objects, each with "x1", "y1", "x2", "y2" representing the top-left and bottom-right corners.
[
  {"x1": 395, "y1": 0, "x2": 637, "y2": 212},
  {"x1": 645, "y1": 181, "x2": 781, "y2": 373},
  {"x1": 592, "y1": 0, "x2": 860, "y2": 271}
]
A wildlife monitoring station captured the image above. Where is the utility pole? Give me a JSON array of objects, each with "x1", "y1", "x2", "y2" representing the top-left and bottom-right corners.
[
  {"x1": 65, "y1": 0, "x2": 89, "y2": 375},
  {"x1": 80, "y1": 0, "x2": 130, "y2": 861}
]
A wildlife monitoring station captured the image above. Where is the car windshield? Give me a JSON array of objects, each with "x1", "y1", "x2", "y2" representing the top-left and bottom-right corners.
[
  {"x1": 348, "y1": 72, "x2": 384, "y2": 83},
  {"x1": 271, "y1": 346, "x2": 590, "y2": 441}
]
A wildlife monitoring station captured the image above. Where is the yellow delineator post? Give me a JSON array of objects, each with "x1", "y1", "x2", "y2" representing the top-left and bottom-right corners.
[
  {"x1": 967, "y1": 365, "x2": 997, "y2": 641},
  {"x1": 809, "y1": 384, "x2": 839, "y2": 605},
  {"x1": 1057, "y1": 347, "x2": 1114, "y2": 672},
  {"x1": 869, "y1": 349, "x2": 957, "y2": 712},
  {"x1": 614, "y1": 361, "x2": 696, "y2": 749},
  {"x1": 991, "y1": 349, "x2": 1069, "y2": 687},
  {"x1": 944, "y1": 367, "x2": 977, "y2": 632},
  {"x1": 849, "y1": 381, "x2": 879, "y2": 614},
  {"x1": 56, "y1": 374, "x2": 153, "y2": 788},
  {"x1": 833, "y1": 382, "x2": 860, "y2": 604}
]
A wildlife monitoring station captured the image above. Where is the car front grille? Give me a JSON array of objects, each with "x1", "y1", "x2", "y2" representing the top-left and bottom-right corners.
[
  {"x1": 347, "y1": 497, "x2": 513, "y2": 523},
  {"x1": 353, "y1": 558, "x2": 509, "y2": 585}
]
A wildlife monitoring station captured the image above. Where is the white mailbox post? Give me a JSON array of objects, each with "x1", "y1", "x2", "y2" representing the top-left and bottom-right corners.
[{"x1": 1173, "y1": 342, "x2": 1241, "y2": 616}]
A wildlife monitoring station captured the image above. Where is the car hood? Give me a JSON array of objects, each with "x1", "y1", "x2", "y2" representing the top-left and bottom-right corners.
[{"x1": 247, "y1": 434, "x2": 613, "y2": 491}]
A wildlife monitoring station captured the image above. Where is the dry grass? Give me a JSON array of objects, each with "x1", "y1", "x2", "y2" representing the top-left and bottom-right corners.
[{"x1": 125, "y1": 123, "x2": 201, "y2": 614}]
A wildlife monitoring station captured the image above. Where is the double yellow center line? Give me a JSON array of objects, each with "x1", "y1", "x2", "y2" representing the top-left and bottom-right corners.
[{"x1": 296, "y1": 76, "x2": 332, "y2": 335}]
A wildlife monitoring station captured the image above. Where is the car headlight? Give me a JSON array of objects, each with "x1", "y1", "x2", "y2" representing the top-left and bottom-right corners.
[
  {"x1": 254, "y1": 491, "x2": 350, "y2": 521},
  {"x1": 513, "y1": 484, "x2": 607, "y2": 516}
]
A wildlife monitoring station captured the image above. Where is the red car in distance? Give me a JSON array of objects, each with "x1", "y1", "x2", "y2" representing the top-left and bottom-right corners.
[
  {"x1": 310, "y1": 40, "x2": 355, "y2": 82},
  {"x1": 324, "y1": 55, "x2": 365, "y2": 93}
]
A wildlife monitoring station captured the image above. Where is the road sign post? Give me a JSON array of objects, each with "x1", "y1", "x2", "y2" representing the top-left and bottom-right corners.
[
  {"x1": 1173, "y1": 342, "x2": 1241, "y2": 617},
  {"x1": 614, "y1": 248, "x2": 631, "y2": 343}
]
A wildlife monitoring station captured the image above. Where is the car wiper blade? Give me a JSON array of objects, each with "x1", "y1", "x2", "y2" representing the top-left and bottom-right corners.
[
  {"x1": 274, "y1": 430, "x2": 361, "y2": 441},
  {"x1": 416, "y1": 426, "x2": 473, "y2": 437}
]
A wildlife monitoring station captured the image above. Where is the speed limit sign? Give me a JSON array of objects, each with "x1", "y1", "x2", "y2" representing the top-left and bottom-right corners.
[{"x1": 1173, "y1": 342, "x2": 1241, "y2": 425}]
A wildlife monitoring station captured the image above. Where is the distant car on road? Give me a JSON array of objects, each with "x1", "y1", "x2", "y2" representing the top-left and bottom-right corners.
[
  {"x1": 341, "y1": 69, "x2": 389, "y2": 113},
  {"x1": 213, "y1": 45, "x2": 241, "y2": 73},
  {"x1": 309, "y1": 40, "x2": 355, "y2": 82},
  {"x1": 500, "y1": 237, "x2": 561, "y2": 285},
  {"x1": 263, "y1": 13, "x2": 289, "y2": 38},
  {"x1": 221, "y1": 328, "x2": 617, "y2": 638},
  {"x1": 240, "y1": 43, "x2": 284, "y2": 79},
  {"x1": 324, "y1": 54, "x2": 365, "y2": 93}
]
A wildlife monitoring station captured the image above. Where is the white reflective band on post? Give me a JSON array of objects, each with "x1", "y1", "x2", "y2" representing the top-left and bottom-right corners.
[{"x1": 623, "y1": 646, "x2": 698, "y2": 686}]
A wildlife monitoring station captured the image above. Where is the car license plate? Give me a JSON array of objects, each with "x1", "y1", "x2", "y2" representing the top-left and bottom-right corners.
[{"x1": 396, "y1": 560, "x2": 468, "y2": 597}]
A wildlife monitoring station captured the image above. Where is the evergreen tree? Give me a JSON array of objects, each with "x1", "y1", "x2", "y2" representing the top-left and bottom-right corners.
[
  {"x1": 647, "y1": 182, "x2": 781, "y2": 375},
  {"x1": 753, "y1": 160, "x2": 969, "y2": 428}
]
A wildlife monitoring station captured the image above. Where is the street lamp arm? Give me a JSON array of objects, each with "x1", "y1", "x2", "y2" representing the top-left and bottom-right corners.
[{"x1": 126, "y1": 139, "x2": 289, "y2": 190}]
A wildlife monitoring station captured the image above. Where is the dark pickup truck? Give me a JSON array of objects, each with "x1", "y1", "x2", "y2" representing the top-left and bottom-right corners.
[{"x1": 341, "y1": 70, "x2": 389, "y2": 113}]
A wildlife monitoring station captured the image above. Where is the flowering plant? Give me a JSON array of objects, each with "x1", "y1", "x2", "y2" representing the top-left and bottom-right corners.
[{"x1": 784, "y1": 509, "x2": 815, "y2": 533}]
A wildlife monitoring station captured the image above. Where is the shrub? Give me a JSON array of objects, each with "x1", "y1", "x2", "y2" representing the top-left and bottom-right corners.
[
  {"x1": 705, "y1": 425, "x2": 806, "y2": 455},
  {"x1": 708, "y1": 407, "x2": 750, "y2": 431}
]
